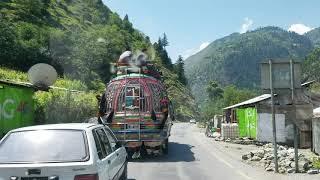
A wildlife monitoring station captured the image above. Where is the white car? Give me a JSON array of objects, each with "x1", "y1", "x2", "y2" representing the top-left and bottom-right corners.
[
  {"x1": 189, "y1": 119, "x2": 196, "y2": 124},
  {"x1": 0, "y1": 123, "x2": 128, "y2": 180}
]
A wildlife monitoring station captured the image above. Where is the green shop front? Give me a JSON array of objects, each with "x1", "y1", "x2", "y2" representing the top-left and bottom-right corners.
[
  {"x1": 224, "y1": 94, "x2": 287, "y2": 143},
  {"x1": 0, "y1": 80, "x2": 35, "y2": 137},
  {"x1": 236, "y1": 107, "x2": 257, "y2": 139}
]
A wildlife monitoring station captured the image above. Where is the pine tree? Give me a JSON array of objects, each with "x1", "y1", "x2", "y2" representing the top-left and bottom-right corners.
[
  {"x1": 157, "y1": 37, "x2": 163, "y2": 50},
  {"x1": 123, "y1": 14, "x2": 133, "y2": 33},
  {"x1": 153, "y1": 34, "x2": 173, "y2": 69},
  {"x1": 175, "y1": 55, "x2": 187, "y2": 85},
  {"x1": 162, "y1": 33, "x2": 169, "y2": 47}
]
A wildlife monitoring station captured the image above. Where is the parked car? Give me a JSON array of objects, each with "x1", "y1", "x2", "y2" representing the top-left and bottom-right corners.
[
  {"x1": 0, "y1": 123, "x2": 127, "y2": 180},
  {"x1": 189, "y1": 119, "x2": 196, "y2": 124}
]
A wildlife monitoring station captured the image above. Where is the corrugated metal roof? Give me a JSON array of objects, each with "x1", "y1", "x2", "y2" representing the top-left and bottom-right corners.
[
  {"x1": 223, "y1": 94, "x2": 271, "y2": 110},
  {"x1": 301, "y1": 80, "x2": 315, "y2": 87},
  {"x1": 0, "y1": 79, "x2": 34, "y2": 88},
  {"x1": 0, "y1": 79, "x2": 83, "y2": 92}
]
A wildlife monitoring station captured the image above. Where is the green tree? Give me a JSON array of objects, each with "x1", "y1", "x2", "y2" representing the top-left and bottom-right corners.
[
  {"x1": 201, "y1": 98, "x2": 224, "y2": 122},
  {"x1": 302, "y1": 48, "x2": 320, "y2": 81},
  {"x1": 206, "y1": 81, "x2": 223, "y2": 100},
  {"x1": 153, "y1": 34, "x2": 173, "y2": 69},
  {"x1": 162, "y1": 33, "x2": 169, "y2": 47},
  {"x1": 175, "y1": 55, "x2": 187, "y2": 85},
  {"x1": 123, "y1": 14, "x2": 134, "y2": 33},
  {"x1": 0, "y1": 20, "x2": 18, "y2": 67},
  {"x1": 13, "y1": 0, "x2": 47, "y2": 18},
  {"x1": 222, "y1": 85, "x2": 256, "y2": 107}
]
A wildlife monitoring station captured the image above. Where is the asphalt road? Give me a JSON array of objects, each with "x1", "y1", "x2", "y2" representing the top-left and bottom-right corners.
[{"x1": 128, "y1": 123, "x2": 319, "y2": 180}]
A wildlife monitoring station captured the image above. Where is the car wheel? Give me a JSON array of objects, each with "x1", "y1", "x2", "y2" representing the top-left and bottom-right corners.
[
  {"x1": 140, "y1": 144, "x2": 148, "y2": 158},
  {"x1": 119, "y1": 162, "x2": 128, "y2": 180},
  {"x1": 162, "y1": 138, "x2": 169, "y2": 155}
]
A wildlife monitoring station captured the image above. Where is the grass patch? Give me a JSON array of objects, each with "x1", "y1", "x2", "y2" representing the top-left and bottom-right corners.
[{"x1": 312, "y1": 157, "x2": 320, "y2": 169}]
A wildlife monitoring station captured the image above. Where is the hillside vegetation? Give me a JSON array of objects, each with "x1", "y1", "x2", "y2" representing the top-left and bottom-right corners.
[
  {"x1": 185, "y1": 26, "x2": 314, "y2": 104},
  {"x1": 306, "y1": 27, "x2": 320, "y2": 48},
  {"x1": 0, "y1": 0, "x2": 197, "y2": 121}
]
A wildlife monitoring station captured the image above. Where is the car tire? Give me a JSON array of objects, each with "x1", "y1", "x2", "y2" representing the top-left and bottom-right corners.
[
  {"x1": 140, "y1": 144, "x2": 148, "y2": 158},
  {"x1": 119, "y1": 161, "x2": 128, "y2": 180},
  {"x1": 162, "y1": 138, "x2": 169, "y2": 155}
]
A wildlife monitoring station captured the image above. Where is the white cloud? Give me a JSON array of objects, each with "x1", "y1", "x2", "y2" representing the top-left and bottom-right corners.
[
  {"x1": 288, "y1": 24, "x2": 313, "y2": 35},
  {"x1": 182, "y1": 42, "x2": 210, "y2": 59},
  {"x1": 240, "y1": 17, "x2": 253, "y2": 34}
]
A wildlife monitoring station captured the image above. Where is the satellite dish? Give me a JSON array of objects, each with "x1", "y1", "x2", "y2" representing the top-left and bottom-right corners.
[{"x1": 28, "y1": 63, "x2": 58, "y2": 87}]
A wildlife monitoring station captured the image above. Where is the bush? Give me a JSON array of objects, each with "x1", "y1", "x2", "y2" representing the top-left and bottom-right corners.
[
  {"x1": 33, "y1": 78, "x2": 98, "y2": 124},
  {"x1": 34, "y1": 89, "x2": 97, "y2": 124},
  {"x1": 312, "y1": 157, "x2": 320, "y2": 169}
]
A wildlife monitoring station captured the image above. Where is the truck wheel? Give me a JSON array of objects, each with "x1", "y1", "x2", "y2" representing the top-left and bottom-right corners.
[{"x1": 162, "y1": 139, "x2": 169, "y2": 155}]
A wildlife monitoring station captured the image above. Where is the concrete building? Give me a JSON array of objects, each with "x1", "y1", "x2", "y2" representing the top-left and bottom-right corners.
[
  {"x1": 223, "y1": 89, "x2": 313, "y2": 148},
  {"x1": 312, "y1": 107, "x2": 320, "y2": 155}
]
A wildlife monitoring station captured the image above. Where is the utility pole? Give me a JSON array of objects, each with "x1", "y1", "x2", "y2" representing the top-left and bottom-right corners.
[
  {"x1": 269, "y1": 60, "x2": 279, "y2": 173},
  {"x1": 290, "y1": 59, "x2": 299, "y2": 173}
]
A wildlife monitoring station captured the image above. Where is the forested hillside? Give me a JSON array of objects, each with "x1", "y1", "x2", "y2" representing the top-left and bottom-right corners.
[
  {"x1": 306, "y1": 27, "x2": 320, "y2": 47},
  {"x1": 185, "y1": 26, "x2": 314, "y2": 104},
  {"x1": 0, "y1": 0, "x2": 197, "y2": 121}
]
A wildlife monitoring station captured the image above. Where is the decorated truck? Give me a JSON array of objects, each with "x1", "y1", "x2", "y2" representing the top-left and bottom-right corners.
[{"x1": 98, "y1": 51, "x2": 175, "y2": 158}]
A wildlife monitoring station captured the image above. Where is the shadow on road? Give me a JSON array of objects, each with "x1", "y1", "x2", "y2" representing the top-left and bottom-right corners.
[{"x1": 132, "y1": 142, "x2": 195, "y2": 163}]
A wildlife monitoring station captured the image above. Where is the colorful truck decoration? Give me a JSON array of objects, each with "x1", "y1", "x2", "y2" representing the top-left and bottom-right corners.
[{"x1": 98, "y1": 51, "x2": 175, "y2": 157}]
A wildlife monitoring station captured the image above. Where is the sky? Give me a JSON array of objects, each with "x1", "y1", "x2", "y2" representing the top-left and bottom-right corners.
[{"x1": 103, "y1": 0, "x2": 320, "y2": 62}]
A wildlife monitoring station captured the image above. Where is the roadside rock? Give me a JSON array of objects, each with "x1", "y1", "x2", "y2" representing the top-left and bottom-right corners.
[
  {"x1": 242, "y1": 154, "x2": 250, "y2": 160},
  {"x1": 265, "y1": 143, "x2": 273, "y2": 148},
  {"x1": 287, "y1": 148, "x2": 294, "y2": 154},
  {"x1": 298, "y1": 160, "x2": 310, "y2": 172},
  {"x1": 227, "y1": 137, "x2": 256, "y2": 145},
  {"x1": 251, "y1": 156, "x2": 262, "y2": 161},
  {"x1": 279, "y1": 168, "x2": 286, "y2": 174},
  {"x1": 278, "y1": 146, "x2": 287, "y2": 151},
  {"x1": 284, "y1": 160, "x2": 292, "y2": 168},
  {"x1": 265, "y1": 167, "x2": 274, "y2": 171},
  {"x1": 278, "y1": 150, "x2": 288, "y2": 157},
  {"x1": 287, "y1": 168, "x2": 295, "y2": 173},
  {"x1": 307, "y1": 169, "x2": 319, "y2": 175},
  {"x1": 212, "y1": 132, "x2": 220, "y2": 138},
  {"x1": 253, "y1": 150, "x2": 265, "y2": 158},
  {"x1": 241, "y1": 143, "x2": 315, "y2": 174}
]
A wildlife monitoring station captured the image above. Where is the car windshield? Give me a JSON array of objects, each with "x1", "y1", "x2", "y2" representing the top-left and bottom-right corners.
[{"x1": 0, "y1": 130, "x2": 88, "y2": 163}]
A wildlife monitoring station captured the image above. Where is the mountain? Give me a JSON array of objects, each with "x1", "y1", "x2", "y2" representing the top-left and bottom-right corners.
[
  {"x1": 306, "y1": 27, "x2": 320, "y2": 47},
  {"x1": 0, "y1": 0, "x2": 198, "y2": 121},
  {"x1": 185, "y1": 26, "x2": 314, "y2": 104}
]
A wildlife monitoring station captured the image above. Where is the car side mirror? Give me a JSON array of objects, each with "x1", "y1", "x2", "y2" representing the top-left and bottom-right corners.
[{"x1": 97, "y1": 151, "x2": 104, "y2": 159}]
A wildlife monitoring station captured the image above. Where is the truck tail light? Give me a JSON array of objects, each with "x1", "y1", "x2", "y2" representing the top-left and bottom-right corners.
[{"x1": 74, "y1": 174, "x2": 99, "y2": 180}]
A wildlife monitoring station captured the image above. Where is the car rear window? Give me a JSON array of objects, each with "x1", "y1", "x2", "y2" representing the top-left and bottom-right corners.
[{"x1": 0, "y1": 130, "x2": 88, "y2": 163}]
